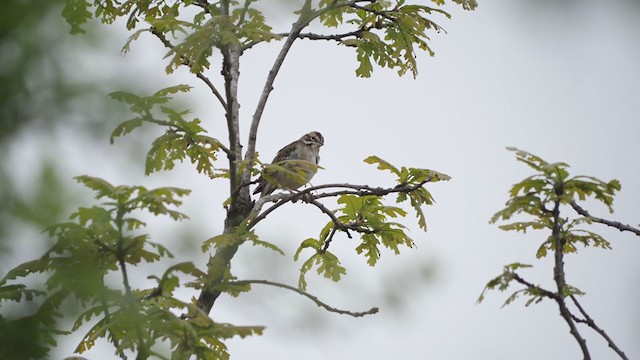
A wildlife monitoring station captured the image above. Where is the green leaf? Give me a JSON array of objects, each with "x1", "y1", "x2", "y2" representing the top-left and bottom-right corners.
[
  {"x1": 298, "y1": 255, "x2": 315, "y2": 291},
  {"x1": 154, "y1": 84, "x2": 193, "y2": 97},
  {"x1": 0, "y1": 260, "x2": 48, "y2": 286},
  {"x1": 248, "y1": 239, "x2": 285, "y2": 256},
  {"x1": 315, "y1": 251, "x2": 346, "y2": 282},
  {"x1": 356, "y1": 234, "x2": 381, "y2": 266},
  {"x1": 62, "y1": 0, "x2": 93, "y2": 34},
  {"x1": 216, "y1": 281, "x2": 251, "y2": 297},
  {"x1": 477, "y1": 263, "x2": 534, "y2": 305},
  {"x1": 74, "y1": 176, "x2": 115, "y2": 200},
  {"x1": 294, "y1": 238, "x2": 320, "y2": 261},
  {"x1": 453, "y1": 0, "x2": 479, "y2": 10},
  {"x1": 364, "y1": 155, "x2": 401, "y2": 176},
  {"x1": 121, "y1": 28, "x2": 150, "y2": 54},
  {"x1": 110, "y1": 117, "x2": 144, "y2": 144},
  {"x1": 498, "y1": 221, "x2": 548, "y2": 233}
]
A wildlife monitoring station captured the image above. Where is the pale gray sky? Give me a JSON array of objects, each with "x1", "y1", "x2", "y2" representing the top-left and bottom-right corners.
[{"x1": 13, "y1": 0, "x2": 640, "y2": 359}]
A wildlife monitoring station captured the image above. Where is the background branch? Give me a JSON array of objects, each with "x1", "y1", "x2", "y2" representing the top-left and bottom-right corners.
[
  {"x1": 225, "y1": 279, "x2": 378, "y2": 317},
  {"x1": 511, "y1": 272, "x2": 558, "y2": 300},
  {"x1": 569, "y1": 295, "x2": 629, "y2": 360},
  {"x1": 570, "y1": 201, "x2": 640, "y2": 237}
]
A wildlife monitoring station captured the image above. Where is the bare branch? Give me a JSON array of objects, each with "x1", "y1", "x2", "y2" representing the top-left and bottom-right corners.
[
  {"x1": 244, "y1": 0, "x2": 375, "y2": 181},
  {"x1": 150, "y1": 28, "x2": 228, "y2": 112},
  {"x1": 243, "y1": 4, "x2": 311, "y2": 181},
  {"x1": 225, "y1": 279, "x2": 378, "y2": 317},
  {"x1": 570, "y1": 201, "x2": 640, "y2": 237},
  {"x1": 247, "y1": 177, "x2": 434, "y2": 229},
  {"x1": 246, "y1": 29, "x2": 366, "y2": 49},
  {"x1": 569, "y1": 295, "x2": 629, "y2": 360}
]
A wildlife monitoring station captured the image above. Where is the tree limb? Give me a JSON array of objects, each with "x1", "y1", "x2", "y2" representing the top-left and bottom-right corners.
[
  {"x1": 243, "y1": 2, "x2": 312, "y2": 185},
  {"x1": 570, "y1": 201, "x2": 640, "y2": 237},
  {"x1": 225, "y1": 279, "x2": 378, "y2": 317},
  {"x1": 243, "y1": 0, "x2": 375, "y2": 181},
  {"x1": 569, "y1": 295, "x2": 629, "y2": 360},
  {"x1": 150, "y1": 28, "x2": 228, "y2": 112},
  {"x1": 551, "y1": 189, "x2": 591, "y2": 360},
  {"x1": 247, "y1": 177, "x2": 434, "y2": 229}
]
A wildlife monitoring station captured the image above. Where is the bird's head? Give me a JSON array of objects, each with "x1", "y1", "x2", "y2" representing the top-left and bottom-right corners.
[{"x1": 301, "y1": 131, "x2": 324, "y2": 148}]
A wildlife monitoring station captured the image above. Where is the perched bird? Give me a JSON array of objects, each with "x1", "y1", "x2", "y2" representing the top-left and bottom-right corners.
[{"x1": 253, "y1": 131, "x2": 324, "y2": 197}]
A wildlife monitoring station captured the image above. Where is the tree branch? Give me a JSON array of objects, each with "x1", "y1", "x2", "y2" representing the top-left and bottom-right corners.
[
  {"x1": 247, "y1": 29, "x2": 366, "y2": 48},
  {"x1": 243, "y1": 2, "x2": 312, "y2": 184},
  {"x1": 551, "y1": 189, "x2": 591, "y2": 360},
  {"x1": 243, "y1": 0, "x2": 375, "y2": 181},
  {"x1": 569, "y1": 295, "x2": 629, "y2": 360},
  {"x1": 150, "y1": 28, "x2": 228, "y2": 112},
  {"x1": 196, "y1": 1, "x2": 251, "y2": 315},
  {"x1": 570, "y1": 201, "x2": 640, "y2": 237},
  {"x1": 510, "y1": 272, "x2": 558, "y2": 300},
  {"x1": 247, "y1": 178, "x2": 434, "y2": 229},
  {"x1": 225, "y1": 279, "x2": 378, "y2": 317}
]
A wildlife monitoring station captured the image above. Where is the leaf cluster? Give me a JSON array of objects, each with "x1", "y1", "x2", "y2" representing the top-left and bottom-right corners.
[
  {"x1": 481, "y1": 147, "x2": 621, "y2": 307},
  {"x1": 109, "y1": 85, "x2": 227, "y2": 178},
  {"x1": 365, "y1": 155, "x2": 450, "y2": 231},
  {"x1": 63, "y1": 0, "x2": 281, "y2": 74},
  {"x1": 0, "y1": 176, "x2": 263, "y2": 359},
  {"x1": 293, "y1": 156, "x2": 450, "y2": 291},
  {"x1": 63, "y1": 1, "x2": 477, "y2": 79},
  {"x1": 491, "y1": 147, "x2": 620, "y2": 257},
  {"x1": 319, "y1": 0, "x2": 476, "y2": 77}
]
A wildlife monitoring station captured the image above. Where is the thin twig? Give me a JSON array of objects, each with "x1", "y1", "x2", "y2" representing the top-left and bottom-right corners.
[
  {"x1": 570, "y1": 201, "x2": 640, "y2": 237},
  {"x1": 150, "y1": 28, "x2": 228, "y2": 112},
  {"x1": 225, "y1": 279, "x2": 379, "y2": 317},
  {"x1": 510, "y1": 272, "x2": 558, "y2": 300},
  {"x1": 279, "y1": 30, "x2": 366, "y2": 42},
  {"x1": 569, "y1": 295, "x2": 629, "y2": 360}
]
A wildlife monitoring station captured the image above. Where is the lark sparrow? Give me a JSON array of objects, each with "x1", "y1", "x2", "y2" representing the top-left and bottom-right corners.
[{"x1": 253, "y1": 131, "x2": 324, "y2": 197}]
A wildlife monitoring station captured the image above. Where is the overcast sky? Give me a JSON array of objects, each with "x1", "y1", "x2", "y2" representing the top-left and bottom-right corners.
[{"x1": 20, "y1": 0, "x2": 640, "y2": 358}]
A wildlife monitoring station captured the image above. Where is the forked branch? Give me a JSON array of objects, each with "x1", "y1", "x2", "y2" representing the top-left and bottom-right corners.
[
  {"x1": 569, "y1": 295, "x2": 629, "y2": 360},
  {"x1": 247, "y1": 177, "x2": 434, "y2": 230},
  {"x1": 150, "y1": 28, "x2": 228, "y2": 112}
]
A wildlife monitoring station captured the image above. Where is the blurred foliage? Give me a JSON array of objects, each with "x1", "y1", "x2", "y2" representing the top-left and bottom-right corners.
[
  {"x1": 0, "y1": 0, "x2": 116, "y2": 251},
  {"x1": 1, "y1": 177, "x2": 263, "y2": 359},
  {"x1": 1, "y1": 0, "x2": 91, "y2": 139},
  {"x1": 0, "y1": 1, "x2": 129, "y2": 358}
]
